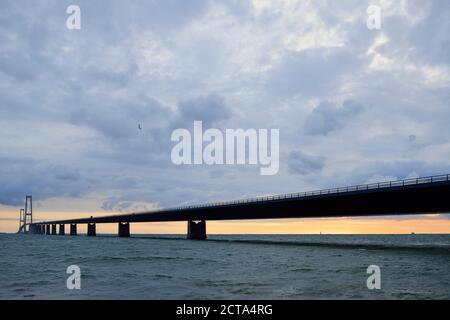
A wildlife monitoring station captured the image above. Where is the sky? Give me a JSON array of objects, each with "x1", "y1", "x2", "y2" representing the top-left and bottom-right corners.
[{"x1": 1, "y1": 0, "x2": 450, "y2": 234}]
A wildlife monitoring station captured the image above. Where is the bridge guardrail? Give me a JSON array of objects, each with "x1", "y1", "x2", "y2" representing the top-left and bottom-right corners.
[
  {"x1": 172, "y1": 174, "x2": 450, "y2": 211},
  {"x1": 33, "y1": 174, "x2": 450, "y2": 224}
]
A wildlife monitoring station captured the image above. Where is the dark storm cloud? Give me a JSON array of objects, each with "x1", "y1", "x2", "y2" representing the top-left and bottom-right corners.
[{"x1": 0, "y1": 156, "x2": 88, "y2": 206}]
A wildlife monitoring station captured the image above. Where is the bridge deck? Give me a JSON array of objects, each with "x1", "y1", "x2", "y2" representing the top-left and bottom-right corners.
[{"x1": 35, "y1": 174, "x2": 450, "y2": 225}]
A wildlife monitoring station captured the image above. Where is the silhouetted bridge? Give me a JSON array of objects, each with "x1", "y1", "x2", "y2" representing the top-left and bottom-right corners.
[{"x1": 27, "y1": 174, "x2": 450, "y2": 239}]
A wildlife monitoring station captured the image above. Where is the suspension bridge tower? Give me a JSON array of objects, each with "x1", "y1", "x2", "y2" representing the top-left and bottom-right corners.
[{"x1": 18, "y1": 196, "x2": 32, "y2": 233}]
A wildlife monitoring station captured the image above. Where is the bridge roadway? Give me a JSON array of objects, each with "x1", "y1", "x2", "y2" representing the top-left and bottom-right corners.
[{"x1": 30, "y1": 174, "x2": 450, "y2": 239}]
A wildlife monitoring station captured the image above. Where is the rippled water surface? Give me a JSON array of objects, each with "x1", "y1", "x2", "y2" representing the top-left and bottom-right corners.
[{"x1": 1, "y1": 234, "x2": 449, "y2": 299}]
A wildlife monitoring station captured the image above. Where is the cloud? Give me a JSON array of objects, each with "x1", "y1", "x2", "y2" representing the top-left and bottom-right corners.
[
  {"x1": 0, "y1": 0, "x2": 449, "y2": 222},
  {"x1": 267, "y1": 49, "x2": 361, "y2": 98},
  {"x1": 0, "y1": 156, "x2": 88, "y2": 206},
  {"x1": 0, "y1": 53, "x2": 38, "y2": 82},
  {"x1": 101, "y1": 198, "x2": 159, "y2": 213},
  {"x1": 176, "y1": 94, "x2": 232, "y2": 127},
  {"x1": 402, "y1": 0, "x2": 450, "y2": 65},
  {"x1": 304, "y1": 100, "x2": 364, "y2": 136},
  {"x1": 287, "y1": 151, "x2": 325, "y2": 175},
  {"x1": 69, "y1": 96, "x2": 172, "y2": 140}
]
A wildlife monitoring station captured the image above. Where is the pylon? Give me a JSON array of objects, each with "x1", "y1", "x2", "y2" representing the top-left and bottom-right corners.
[
  {"x1": 18, "y1": 208, "x2": 25, "y2": 233},
  {"x1": 18, "y1": 196, "x2": 32, "y2": 233}
]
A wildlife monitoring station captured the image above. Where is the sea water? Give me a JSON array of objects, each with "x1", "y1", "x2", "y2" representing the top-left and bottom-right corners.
[{"x1": 0, "y1": 234, "x2": 449, "y2": 299}]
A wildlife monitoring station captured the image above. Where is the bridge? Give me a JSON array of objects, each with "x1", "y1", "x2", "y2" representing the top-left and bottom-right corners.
[{"x1": 22, "y1": 174, "x2": 450, "y2": 239}]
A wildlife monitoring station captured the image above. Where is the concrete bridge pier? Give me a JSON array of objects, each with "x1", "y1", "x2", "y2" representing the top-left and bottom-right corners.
[
  {"x1": 70, "y1": 224, "x2": 77, "y2": 236},
  {"x1": 29, "y1": 224, "x2": 36, "y2": 234},
  {"x1": 187, "y1": 220, "x2": 207, "y2": 240},
  {"x1": 38, "y1": 225, "x2": 43, "y2": 234},
  {"x1": 32, "y1": 224, "x2": 39, "y2": 234},
  {"x1": 51, "y1": 224, "x2": 57, "y2": 235},
  {"x1": 59, "y1": 224, "x2": 65, "y2": 235},
  {"x1": 87, "y1": 223, "x2": 96, "y2": 236},
  {"x1": 46, "y1": 224, "x2": 51, "y2": 235},
  {"x1": 118, "y1": 222, "x2": 130, "y2": 237}
]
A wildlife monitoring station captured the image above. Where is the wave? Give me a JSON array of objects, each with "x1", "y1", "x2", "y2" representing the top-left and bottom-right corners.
[
  {"x1": 206, "y1": 238, "x2": 450, "y2": 252},
  {"x1": 109, "y1": 234, "x2": 450, "y2": 253}
]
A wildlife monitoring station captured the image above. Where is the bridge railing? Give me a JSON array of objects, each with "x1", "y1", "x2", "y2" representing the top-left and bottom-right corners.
[
  {"x1": 31, "y1": 174, "x2": 450, "y2": 224},
  {"x1": 172, "y1": 174, "x2": 450, "y2": 211}
]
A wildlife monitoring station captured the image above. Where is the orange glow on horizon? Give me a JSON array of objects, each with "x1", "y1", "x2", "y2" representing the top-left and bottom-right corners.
[{"x1": 1, "y1": 209, "x2": 450, "y2": 235}]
